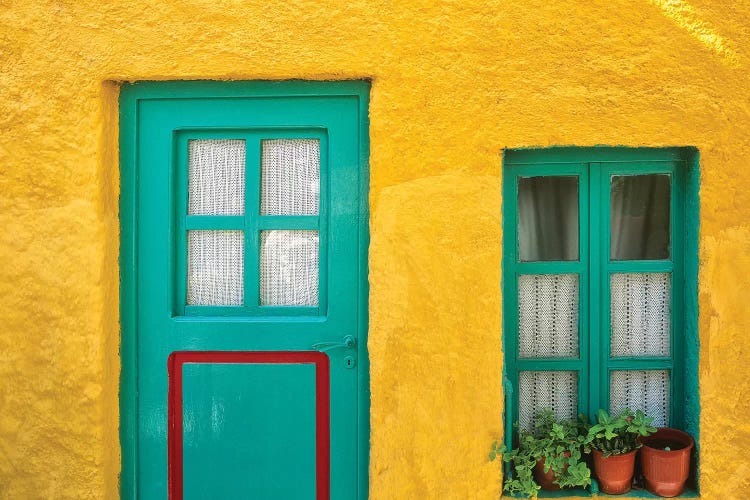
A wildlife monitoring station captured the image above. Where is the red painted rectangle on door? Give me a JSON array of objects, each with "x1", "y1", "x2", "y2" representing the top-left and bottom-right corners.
[{"x1": 167, "y1": 351, "x2": 330, "y2": 500}]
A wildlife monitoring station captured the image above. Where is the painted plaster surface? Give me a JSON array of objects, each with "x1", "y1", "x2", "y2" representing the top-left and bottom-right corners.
[{"x1": 1, "y1": 0, "x2": 749, "y2": 498}]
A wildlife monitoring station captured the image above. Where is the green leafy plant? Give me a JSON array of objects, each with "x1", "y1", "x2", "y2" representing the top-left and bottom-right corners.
[
  {"x1": 490, "y1": 439, "x2": 539, "y2": 498},
  {"x1": 584, "y1": 409, "x2": 657, "y2": 457},
  {"x1": 490, "y1": 409, "x2": 592, "y2": 497}
]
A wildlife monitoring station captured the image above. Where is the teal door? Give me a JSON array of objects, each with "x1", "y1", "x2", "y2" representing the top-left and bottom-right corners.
[{"x1": 120, "y1": 81, "x2": 370, "y2": 500}]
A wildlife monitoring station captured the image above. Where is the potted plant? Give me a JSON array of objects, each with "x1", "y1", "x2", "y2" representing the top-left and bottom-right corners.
[
  {"x1": 490, "y1": 409, "x2": 591, "y2": 498},
  {"x1": 639, "y1": 427, "x2": 694, "y2": 497},
  {"x1": 584, "y1": 409, "x2": 656, "y2": 495}
]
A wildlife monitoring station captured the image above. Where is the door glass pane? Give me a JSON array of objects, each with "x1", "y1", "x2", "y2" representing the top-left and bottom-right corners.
[
  {"x1": 260, "y1": 230, "x2": 319, "y2": 306},
  {"x1": 610, "y1": 273, "x2": 671, "y2": 357},
  {"x1": 518, "y1": 176, "x2": 579, "y2": 261},
  {"x1": 610, "y1": 370, "x2": 669, "y2": 427},
  {"x1": 261, "y1": 139, "x2": 320, "y2": 215},
  {"x1": 610, "y1": 174, "x2": 670, "y2": 260},
  {"x1": 519, "y1": 371, "x2": 578, "y2": 431},
  {"x1": 188, "y1": 139, "x2": 246, "y2": 215},
  {"x1": 518, "y1": 274, "x2": 579, "y2": 358},
  {"x1": 187, "y1": 230, "x2": 244, "y2": 305}
]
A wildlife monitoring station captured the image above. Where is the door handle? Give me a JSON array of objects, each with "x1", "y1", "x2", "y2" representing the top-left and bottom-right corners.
[{"x1": 312, "y1": 335, "x2": 356, "y2": 352}]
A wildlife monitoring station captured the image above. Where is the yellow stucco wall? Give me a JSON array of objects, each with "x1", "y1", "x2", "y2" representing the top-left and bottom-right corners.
[{"x1": 1, "y1": 0, "x2": 749, "y2": 498}]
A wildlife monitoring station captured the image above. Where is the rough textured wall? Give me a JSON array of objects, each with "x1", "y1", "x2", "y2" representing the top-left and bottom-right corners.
[{"x1": 1, "y1": 0, "x2": 749, "y2": 498}]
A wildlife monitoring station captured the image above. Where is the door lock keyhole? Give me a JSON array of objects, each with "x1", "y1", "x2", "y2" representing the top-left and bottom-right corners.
[{"x1": 344, "y1": 356, "x2": 356, "y2": 369}]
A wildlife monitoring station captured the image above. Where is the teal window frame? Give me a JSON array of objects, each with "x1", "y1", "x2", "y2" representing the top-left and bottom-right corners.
[{"x1": 502, "y1": 147, "x2": 700, "y2": 494}]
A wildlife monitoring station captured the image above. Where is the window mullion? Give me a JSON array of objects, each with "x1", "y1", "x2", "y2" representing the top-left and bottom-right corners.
[
  {"x1": 245, "y1": 135, "x2": 261, "y2": 310},
  {"x1": 588, "y1": 162, "x2": 604, "y2": 419},
  {"x1": 578, "y1": 163, "x2": 590, "y2": 422}
]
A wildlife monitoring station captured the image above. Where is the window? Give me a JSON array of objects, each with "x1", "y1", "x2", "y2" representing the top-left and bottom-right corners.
[
  {"x1": 175, "y1": 131, "x2": 328, "y2": 317},
  {"x1": 502, "y1": 148, "x2": 699, "y2": 442}
]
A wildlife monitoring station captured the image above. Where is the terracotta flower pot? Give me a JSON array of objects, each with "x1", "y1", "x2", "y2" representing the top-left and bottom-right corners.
[
  {"x1": 639, "y1": 428, "x2": 694, "y2": 497},
  {"x1": 591, "y1": 448, "x2": 636, "y2": 495},
  {"x1": 534, "y1": 453, "x2": 570, "y2": 491}
]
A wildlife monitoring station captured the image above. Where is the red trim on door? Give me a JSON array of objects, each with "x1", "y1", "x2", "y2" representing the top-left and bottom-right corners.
[{"x1": 167, "y1": 351, "x2": 330, "y2": 500}]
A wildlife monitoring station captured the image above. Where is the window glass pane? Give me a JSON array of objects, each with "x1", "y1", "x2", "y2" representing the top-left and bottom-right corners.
[
  {"x1": 610, "y1": 273, "x2": 671, "y2": 357},
  {"x1": 610, "y1": 370, "x2": 669, "y2": 427},
  {"x1": 261, "y1": 139, "x2": 320, "y2": 215},
  {"x1": 260, "y1": 230, "x2": 319, "y2": 306},
  {"x1": 519, "y1": 371, "x2": 578, "y2": 431},
  {"x1": 187, "y1": 230, "x2": 244, "y2": 305},
  {"x1": 610, "y1": 174, "x2": 670, "y2": 260},
  {"x1": 518, "y1": 176, "x2": 579, "y2": 261},
  {"x1": 188, "y1": 140, "x2": 246, "y2": 215},
  {"x1": 518, "y1": 274, "x2": 579, "y2": 358}
]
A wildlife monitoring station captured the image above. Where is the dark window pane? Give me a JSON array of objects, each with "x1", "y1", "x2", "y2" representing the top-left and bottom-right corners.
[
  {"x1": 518, "y1": 176, "x2": 579, "y2": 261},
  {"x1": 610, "y1": 174, "x2": 670, "y2": 260}
]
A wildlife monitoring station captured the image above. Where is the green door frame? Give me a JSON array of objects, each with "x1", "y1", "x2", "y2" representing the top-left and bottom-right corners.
[{"x1": 119, "y1": 80, "x2": 371, "y2": 499}]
